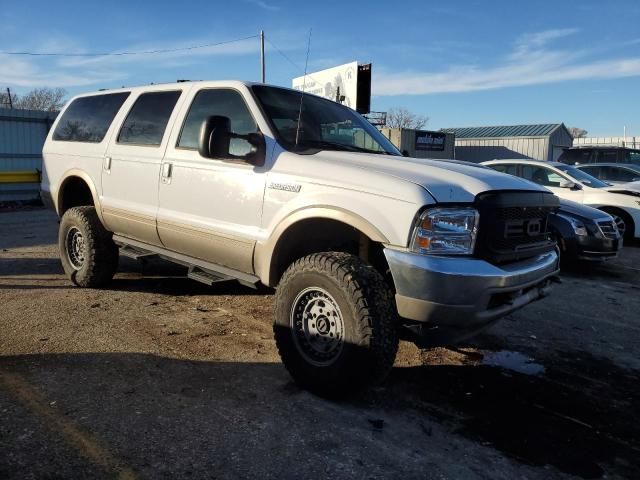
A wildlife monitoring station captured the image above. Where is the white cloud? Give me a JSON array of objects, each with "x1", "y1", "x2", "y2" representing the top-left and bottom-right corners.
[
  {"x1": 373, "y1": 28, "x2": 640, "y2": 96},
  {"x1": 242, "y1": 0, "x2": 280, "y2": 11}
]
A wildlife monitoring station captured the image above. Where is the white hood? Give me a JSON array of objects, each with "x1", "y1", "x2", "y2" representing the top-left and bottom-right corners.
[{"x1": 281, "y1": 151, "x2": 550, "y2": 203}]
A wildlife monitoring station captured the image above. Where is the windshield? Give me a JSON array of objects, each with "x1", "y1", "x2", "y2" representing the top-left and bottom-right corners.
[
  {"x1": 556, "y1": 164, "x2": 610, "y2": 188},
  {"x1": 252, "y1": 85, "x2": 401, "y2": 156}
]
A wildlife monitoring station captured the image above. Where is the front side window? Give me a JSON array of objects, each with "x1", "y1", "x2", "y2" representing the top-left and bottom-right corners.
[
  {"x1": 609, "y1": 167, "x2": 638, "y2": 182},
  {"x1": 491, "y1": 164, "x2": 519, "y2": 176},
  {"x1": 118, "y1": 91, "x2": 181, "y2": 146},
  {"x1": 178, "y1": 89, "x2": 258, "y2": 156},
  {"x1": 53, "y1": 92, "x2": 130, "y2": 142},
  {"x1": 521, "y1": 166, "x2": 566, "y2": 187},
  {"x1": 252, "y1": 85, "x2": 401, "y2": 156}
]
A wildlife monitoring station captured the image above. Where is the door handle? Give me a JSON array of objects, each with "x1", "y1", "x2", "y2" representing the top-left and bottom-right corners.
[
  {"x1": 161, "y1": 162, "x2": 172, "y2": 183},
  {"x1": 103, "y1": 156, "x2": 112, "y2": 171}
]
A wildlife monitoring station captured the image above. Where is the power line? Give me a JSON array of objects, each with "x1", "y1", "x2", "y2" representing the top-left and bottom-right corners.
[
  {"x1": 265, "y1": 37, "x2": 322, "y2": 86},
  {"x1": 0, "y1": 34, "x2": 259, "y2": 57}
]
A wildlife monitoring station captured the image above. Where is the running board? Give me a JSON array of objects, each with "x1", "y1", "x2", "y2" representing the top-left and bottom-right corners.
[
  {"x1": 187, "y1": 266, "x2": 232, "y2": 286},
  {"x1": 112, "y1": 235, "x2": 259, "y2": 289},
  {"x1": 119, "y1": 245, "x2": 158, "y2": 261}
]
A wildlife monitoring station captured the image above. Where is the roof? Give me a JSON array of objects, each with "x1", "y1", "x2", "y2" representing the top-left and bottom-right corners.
[
  {"x1": 481, "y1": 159, "x2": 565, "y2": 167},
  {"x1": 440, "y1": 124, "x2": 565, "y2": 138}
]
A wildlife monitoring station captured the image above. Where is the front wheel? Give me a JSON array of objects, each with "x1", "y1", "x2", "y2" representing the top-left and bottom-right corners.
[
  {"x1": 274, "y1": 252, "x2": 399, "y2": 397},
  {"x1": 59, "y1": 206, "x2": 119, "y2": 287}
]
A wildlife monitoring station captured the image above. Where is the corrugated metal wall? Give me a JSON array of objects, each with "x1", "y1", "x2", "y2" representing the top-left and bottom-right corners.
[
  {"x1": 0, "y1": 108, "x2": 57, "y2": 201},
  {"x1": 454, "y1": 137, "x2": 549, "y2": 162},
  {"x1": 453, "y1": 128, "x2": 573, "y2": 163}
]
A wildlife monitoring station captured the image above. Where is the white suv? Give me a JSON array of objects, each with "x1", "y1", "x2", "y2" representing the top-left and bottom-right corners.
[
  {"x1": 42, "y1": 81, "x2": 560, "y2": 394},
  {"x1": 483, "y1": 159, "x2": 640, "y2": 241}
]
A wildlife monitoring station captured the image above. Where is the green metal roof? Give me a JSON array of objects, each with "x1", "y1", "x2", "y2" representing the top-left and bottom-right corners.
[{"x1": 440, "y1": 124, "x2": 564, "y2": 138}]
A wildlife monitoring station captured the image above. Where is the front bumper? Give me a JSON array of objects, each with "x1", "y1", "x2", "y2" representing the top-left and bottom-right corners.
[
  {"x1": 573, "y1": 235, "x2": 621, "y2": 261},
  {"x1": 384, "y1": 248, "x2": 560, "y2": 343}
]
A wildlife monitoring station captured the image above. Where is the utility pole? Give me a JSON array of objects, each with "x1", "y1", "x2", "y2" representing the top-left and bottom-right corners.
[
  {"x1": 5, "y1": 87, "x2": 13, "y2": 109},
  {"x1": 260, "y1": 30, "x2": 266, "y2": 83}
]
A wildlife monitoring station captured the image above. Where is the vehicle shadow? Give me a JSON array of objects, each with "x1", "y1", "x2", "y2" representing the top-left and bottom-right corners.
[
  {"x1": 0, "y1": 256, "x2": 271, "y2": 296},
  {"x1": 1, "y1": 348, "x2": 637, "y2": 479}
]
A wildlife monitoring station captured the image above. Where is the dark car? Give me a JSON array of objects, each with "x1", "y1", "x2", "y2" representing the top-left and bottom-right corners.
[{"x1": 551, "y1": 199, "x2": 621, "y2": 263}]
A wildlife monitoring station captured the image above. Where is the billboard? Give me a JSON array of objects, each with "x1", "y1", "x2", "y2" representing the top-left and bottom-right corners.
[
  {"x1": 415, "y1": 131, "x2": 447, "y2": 151},
  {"x1": 292, "y1": 62, "x2": 371, "y2": 114}
]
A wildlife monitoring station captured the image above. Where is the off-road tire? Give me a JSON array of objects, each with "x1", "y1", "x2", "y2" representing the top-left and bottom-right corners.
[
  {"x1": 59, "y1": 206, "x2": 119, "y2": 288},
  {"x1": 274, "y1": 252, "x2": 399, "y2": 396}
]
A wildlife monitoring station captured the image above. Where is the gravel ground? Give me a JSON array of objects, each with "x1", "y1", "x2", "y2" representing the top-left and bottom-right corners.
[{"x1": 1, "y1": 208, "x2": 638, "y2": 479}]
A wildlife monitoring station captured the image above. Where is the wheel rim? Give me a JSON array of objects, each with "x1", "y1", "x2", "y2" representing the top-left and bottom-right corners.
[
  {"x1": 290, "y1": 287, "x2": 345, "y2": 366},
  {"x1": 612, "y1": 215, "x2": 626, "y2": 237},
  {"x1": 65, "y1": 227, "x2": 86, "y2": 270}
]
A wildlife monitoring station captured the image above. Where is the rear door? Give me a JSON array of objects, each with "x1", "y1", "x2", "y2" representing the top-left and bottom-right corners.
[{"x1": 101, "y1": 89, "x2": 185, "y2": 245}]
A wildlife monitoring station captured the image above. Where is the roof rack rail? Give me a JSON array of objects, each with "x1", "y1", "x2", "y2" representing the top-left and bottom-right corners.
[{"x1": 177, "y1": 79, "x2": 191, "y2": 83}]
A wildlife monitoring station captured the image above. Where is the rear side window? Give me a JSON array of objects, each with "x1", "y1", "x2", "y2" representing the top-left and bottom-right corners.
[
  {"x1": 53, "y1": 92, "x2": 130, "y2": 143},
  {"x1": 118, "y1": 91, "x2": 182, "y2": 146},
  {"x1": 177, "y1": 89, "x2": 257, "y2": 153}
]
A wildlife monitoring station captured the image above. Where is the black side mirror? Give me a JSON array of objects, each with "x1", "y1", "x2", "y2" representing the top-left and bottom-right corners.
[
  {"x1": 198, "y1": 115, "x2": 266, "y2": 167},
  {"x1": 402, "y1": 149, "x2": 410, "y2": 157},
  {"x1": 198, "y1": 116, "x2": 231, "y2": 159}
]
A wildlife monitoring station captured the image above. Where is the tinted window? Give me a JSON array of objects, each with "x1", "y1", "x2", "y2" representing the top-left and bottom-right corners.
[
  {"x1": 521, "y1": 166, "x2": 566, "y2": 187},
  {"x1": 118, "y1": 91, "x2": 181, "y2": 146},
  {"x1": 491, "y1": 164, "x2": 519, "y2": 176},
  {"x1": 608, "y1": 166, "x2": 638, "y2": 182},
  {"x1": 53, "y1": 92, "x2": 130, "y2": 142},
  {"x1": 178, "y1": 89, "x2": 257, "y2": 156}
]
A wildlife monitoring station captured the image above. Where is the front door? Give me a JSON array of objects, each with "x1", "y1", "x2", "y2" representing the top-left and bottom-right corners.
[
  {"x1": 101, "y1": 89, "x2": 184, "y2": 246},
  {"x1": 157, "y1": 87, "x2": 266, "y2": 273}
]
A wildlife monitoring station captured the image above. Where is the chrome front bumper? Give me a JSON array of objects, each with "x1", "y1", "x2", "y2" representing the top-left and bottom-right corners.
[{"x1": 384, "y1": 248, "x2": 560, "y2": 339}]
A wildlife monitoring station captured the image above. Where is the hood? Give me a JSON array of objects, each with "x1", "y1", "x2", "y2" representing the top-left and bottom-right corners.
[
  {"x1": 557, "y1": 199, "x2": 612, "y2": 221},
  {"x1": 602, "y1": 181, "x2": 640, "y2": 197},
  {"x1": 293, "y1": 151, "x2": 550, "y2": 203}
]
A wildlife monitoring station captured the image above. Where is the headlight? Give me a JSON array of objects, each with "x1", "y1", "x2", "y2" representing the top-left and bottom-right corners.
[
  {"x1": 556, "y1": 213, "x2": 588, "y2": 236},
  {"x1": 410, "y1": 207, "x2": 479, "y2": 255}
]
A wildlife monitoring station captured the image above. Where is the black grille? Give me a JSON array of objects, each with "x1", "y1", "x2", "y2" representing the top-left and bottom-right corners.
[
  {"x1": 474, "y1": 191, "x2": 559, "y2": 264},
  {"x1": 597, "y1": 219, "x2": 618, "y2": 239}
]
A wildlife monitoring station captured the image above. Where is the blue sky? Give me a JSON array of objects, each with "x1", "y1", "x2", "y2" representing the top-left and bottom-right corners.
[{"x1": 1, "y1": 0, "x2": 639, "y2": 136}]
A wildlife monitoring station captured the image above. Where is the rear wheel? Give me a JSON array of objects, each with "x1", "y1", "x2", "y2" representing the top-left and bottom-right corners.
[
  {"x1": 59, "y1": 206, "x2": 119, "y2": 287},
  {"x1": 274, "y1": 252, "x2": 399, "y2": 397}
]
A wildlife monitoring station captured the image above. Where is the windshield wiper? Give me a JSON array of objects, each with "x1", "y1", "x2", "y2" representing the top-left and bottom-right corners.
[{"x1": 301, "y1": 140, "x2": 391, "y2": 155}]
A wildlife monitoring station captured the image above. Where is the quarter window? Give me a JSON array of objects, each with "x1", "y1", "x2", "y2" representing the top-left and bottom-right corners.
[
  {"x1": 178, "y1": 89, "x2": 257, "y2": 156},
  {"x1": 53, "y1": 92, "x2": 130, "y2": 142},
  {"x1": 118, "y1": 91, "x2": 181, "y2": 146}
]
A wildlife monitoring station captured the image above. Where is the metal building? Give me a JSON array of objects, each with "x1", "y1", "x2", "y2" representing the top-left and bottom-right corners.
[
  {"x1": 0, "y1": 108, "x2": 57, "y2": 201},
  {"x1": 440, "y1": 123, "x2": 573, "y2": 163}
]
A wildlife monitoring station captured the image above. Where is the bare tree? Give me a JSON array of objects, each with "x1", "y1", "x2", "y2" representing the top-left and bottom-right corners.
[
  {"x1": 385, "y1": 107, "x2": 429, "y2": 130},
  {"x1": 12, "y1": 87, "x2": 67, "y2": 111},
  {"x1": 568, "y1": 126, "x2": 588, "y2": 139}
]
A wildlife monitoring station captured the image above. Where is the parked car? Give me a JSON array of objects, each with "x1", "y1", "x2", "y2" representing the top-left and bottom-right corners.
[
  {"x1": 42, "y1": 81, "x2": 560, "y2": 395},
  {"x1": 575, "y1": 163, "x2": 640, "y2": 185},
  {"x1": 550, "y1": 200, "x2": 621, "y2": 263},
  {"x1": 482, "y1": 160, "x2": 640, "y2": 242}
]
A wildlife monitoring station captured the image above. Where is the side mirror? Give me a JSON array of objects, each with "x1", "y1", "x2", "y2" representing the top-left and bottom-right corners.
[
  {"x1": 199, "y1": 116, "x2": 231, "y2": 159},
  {"x1": 402, "y1": 149, "x2": 410, "y2": 157},
  {"x1": 198, "y1": 116, "x2": 266, "y2": 167},
  {"x1": 559, "y1": 180, "x2": 577, "y2": 189}
]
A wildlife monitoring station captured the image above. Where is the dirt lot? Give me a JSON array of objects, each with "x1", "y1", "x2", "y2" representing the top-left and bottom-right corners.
[{"x1": 1, "y1": 208, "x2": 639, "y2": 479}]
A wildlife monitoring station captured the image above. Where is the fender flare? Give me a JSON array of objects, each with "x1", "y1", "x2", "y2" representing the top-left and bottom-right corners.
[
  {"x1": 56, "y1": 169, "x2": 104, "y2": 223},
  {"x1": 254, "y1": 206, "x2": 389, "y2": 286}
]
